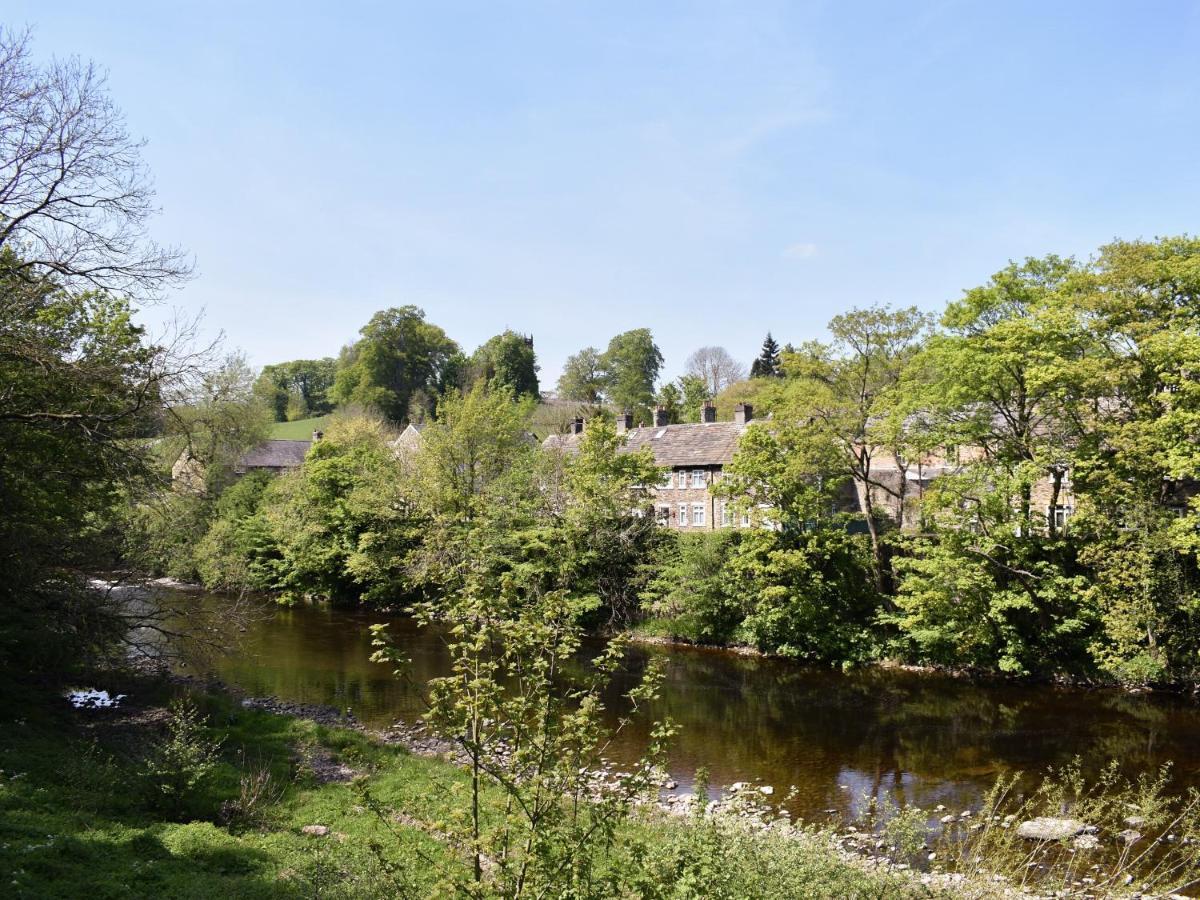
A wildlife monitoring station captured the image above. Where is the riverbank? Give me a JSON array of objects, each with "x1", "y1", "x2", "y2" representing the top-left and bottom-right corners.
[{"x1": 2, "y1": 666, "x2": 1000, "y2": 899}]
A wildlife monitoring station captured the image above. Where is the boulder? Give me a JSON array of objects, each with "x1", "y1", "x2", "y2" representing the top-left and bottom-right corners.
[
  {"x1": 301, "y1": 824, "x2": 330, "y2": 837},
  {"x1": 1016, "y1": 817, "x2": 1090, "y2": 841}
]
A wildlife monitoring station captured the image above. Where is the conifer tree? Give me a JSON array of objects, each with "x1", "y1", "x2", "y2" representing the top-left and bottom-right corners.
[{"x1": 750, "y1": 332, "x2": 782, "y2": 378}]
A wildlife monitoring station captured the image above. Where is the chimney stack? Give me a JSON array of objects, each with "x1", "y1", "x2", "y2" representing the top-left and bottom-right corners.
[
  {"x1": 734, "y1": 404, "x2": 753, "y2": 425},
  {"x1": 571, "y1": 417, "x2": 584, "y2": 435},
  {"x1": 616, "y1": 411, "x2": 634, "y2": 434},
  {"x1": 312, "y1": 430, "x2": 324, "y2": 442},
  {"x1": 654, "y1": 406, "x2": 669, "y2": 427},
  {"x1": 701, "y1": 400, "x2": 717, "y2": 423}
]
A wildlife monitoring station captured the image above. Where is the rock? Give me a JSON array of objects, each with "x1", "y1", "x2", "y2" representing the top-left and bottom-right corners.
[
  {"x1": 1073, "y1": 834, "x2": 1100, "y2": 850},
  {"x1": 759, "y1": 785, "x2": 774, "y2": 796},
  {"x1": 1016, "y1": 817, "x2": 1090, "y2": 841},
  {"x1": 301, "y1": 825, "x2": 329, "y2": 837},
  {"x1": 663, "y1": 780, "x2": 677, "y2": 790},
  {"x1": 1124, "y1": 815, "x2": 1146, "y2": 829},
  {"x1": 940, "y1": 815, "x2": 956, "y2": 825},
  {"x1": 1117, "y1": 829, "x2": 1142, "y2": 845},
  {"x1": 729, "y1": 781, "x2": 749, "y2": 793}
]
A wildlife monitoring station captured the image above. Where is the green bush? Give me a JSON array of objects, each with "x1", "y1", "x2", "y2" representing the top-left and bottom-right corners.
[
  {"x1": 641, "y1": 531, "x2": 743, "y2": 645},
  {"x1": 143, "y1": 698, "x2": 225, "y2": 818}
]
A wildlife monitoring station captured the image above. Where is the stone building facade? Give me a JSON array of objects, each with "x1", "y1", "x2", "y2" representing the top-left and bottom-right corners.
[{"x1": 544, "y1": 402, "x2": 756, "y2": 530}]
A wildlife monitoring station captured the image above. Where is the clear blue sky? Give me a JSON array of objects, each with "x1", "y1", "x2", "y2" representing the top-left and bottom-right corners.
[{"x1": 10, "y1": 1, "x2": 1200, "y2": 386}]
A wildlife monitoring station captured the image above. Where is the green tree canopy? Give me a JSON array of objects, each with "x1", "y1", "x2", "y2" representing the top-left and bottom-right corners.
[
  {"x1": 331, "y1": 306, "x2": 459, "y2": 424},
  {"x1": 254, "y1": 358, "x2": 337, "y2": 422},
  {"x1": 749, "y1": 332, "x2": 782, "y2": 378},
  {"x1": 556, "y1": 346, "x2": 605, "y2": 403},
  {"x1": 470, "y1": 330, "x2": 539, "y2": 399},
  {"x1": 600, "y1": 328, "x2": 663, "y2": 420}
]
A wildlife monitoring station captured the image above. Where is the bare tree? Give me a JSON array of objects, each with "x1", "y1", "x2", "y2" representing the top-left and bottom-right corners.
[
  {"x1": 0, "y1": 27, "x2": 190, "y2": 300},
  {"x1": 684, "y1": 345, "x2": 747, "y2": 395}
]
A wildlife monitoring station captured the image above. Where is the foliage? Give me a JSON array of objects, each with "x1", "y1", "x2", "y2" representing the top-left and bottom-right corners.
[
  {"x1": 255, "y1": 358, "x2": 337, "y2": 422},
  {"x1": 641, "y1": 532, "x2": 743, "y2": 645},
  {"x1": 264, "y1": 415, "x2": 417, "y2": 603},
  {"x1": 599, "y1": 328, "x2": 664, "y2": 422},
  {"x1": 556, "y1": 346, "x2": 605, "y2": 403},
  {"x1": 749, "y1": 332, "x2": 782, "y2": 378},
  {"x1": 0, "y1": 251, "x2": 167, "y2": 678},
  {"x1": 331, "y1": 305, "x2": 460, "y2": 423},
  {"x1": 470, "y1": 330, "x2": 540, "y2": 399},
  {"x1": 371, "y1": 583, "x2": 674, "y2": 896},
  {"x1": 143, "y1": 698, "x2": 225, "y2": 818}
]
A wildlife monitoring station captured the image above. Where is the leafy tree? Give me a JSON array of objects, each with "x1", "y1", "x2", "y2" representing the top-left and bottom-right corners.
[
  {"x1": 654, "y1": 382, "x2": 683, "y2": 424},
  {"x1": 642, "y1": 532, "x2": 743, "y2": 644},
  {"x1": 0, "y1": 252, "x2": 173, "y2": 676},
  {"x1": 254, "y1": 358, "x2": 337, "y2": 422},
  {"x1": 331, "y1": 306, "x2": 459, "y2": 423},
  {"x1": 599, "y1": 329, "x2": 663, "y2": 422},
  {"x1": 749, "y1": 333, "x2": 782, "y2": 378},
  {"x1": 556, "y1": 346, "x2": 605, "y2": 403},
  {"x1": 684, "y1": 345, "x2": 746, "y2": 395},
  {"x1": 369, "y1": 587, "x2": 672, "y2": 896},
  {"x1": 264, "y1": 415, "x2": 415, "y2": 603},
  {"x1": 470, "y1": 330, "x2": 539, "y2": 398},
  {"x1": 678, "y1": 374, "x2": 713, "y2": 423},
  {"x1": 776, "y1": 305, "x2": 932, "y2": 593}
]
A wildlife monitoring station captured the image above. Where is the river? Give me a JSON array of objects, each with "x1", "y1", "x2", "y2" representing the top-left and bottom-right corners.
[{"x1": 183, "y1": 595, "x2": 1200, "y2": 822}]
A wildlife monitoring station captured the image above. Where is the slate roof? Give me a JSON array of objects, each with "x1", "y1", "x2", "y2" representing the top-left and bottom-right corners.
[
  {"x1": 543, "y1": 421, "x2": 747, "y2": 467},
  {"x1": 235, "y1": 439, "x2": 312, "y2": 472}
]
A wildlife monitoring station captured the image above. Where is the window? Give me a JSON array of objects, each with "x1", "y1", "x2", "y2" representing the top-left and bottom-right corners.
[
  {"x1": 691, "y1": 469, "x2": 706, "y2": 488},
  {"x1": 692, "y1": 503, "x2": 705, "y2": 526},
  {"x1": 740, "y1": 510, "x2": 751, "y2": 528},
  {"x1": 678, "y1": 503, "x2": 689, "y2": 526},
  {"x1": 655, "y1": 505, "x2": 671, "y2": 526},
  {"x1": 659, "y1": 471, "x2": 673, "y2": 489},
  {"x1": 1051, "y1": 505, "x2": 1072, "y2": 529},
  {"x1": 721, "y1": 502, "x2": 732, "y2": 527},
  {"x1": 1168, "y1": 505, "x2": 1188, "y2": 519}
]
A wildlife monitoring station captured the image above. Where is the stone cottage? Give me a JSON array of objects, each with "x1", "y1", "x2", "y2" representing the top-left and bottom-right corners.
[{"x1": 544, "y1": 402, "x2": 756, "y2": 530}]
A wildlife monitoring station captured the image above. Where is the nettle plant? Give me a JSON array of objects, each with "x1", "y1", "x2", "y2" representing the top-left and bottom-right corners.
[{"x1": 368, "y1": 579, "x2": 674, "y2": 897}]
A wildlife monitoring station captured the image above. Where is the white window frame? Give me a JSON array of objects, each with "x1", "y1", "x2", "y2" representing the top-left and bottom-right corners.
[
  {"x1": 678, "y1": 503, "x2": 689, "y2": 526},
  {"x1": 659, "y1": 471, "x2": 673, "y2": 489},
  {"x1": 691, "y1": 469, "x2": 706, "y2": 488},
  {"x1": 740, "y1": 510, "x2": 751, "y2": 528},
  {"x1": 1051, "y1": 505, "x2": 1072, "y2": 529},
  {"x1": 655, "y1": 505, "x2": 671, "y2": 526},
  {"x1": 721, "y1": 502, "x2": 732, "y2": 527},
  {"x1": 692, "y1": 503, "x2": 705, "y2": 527}
]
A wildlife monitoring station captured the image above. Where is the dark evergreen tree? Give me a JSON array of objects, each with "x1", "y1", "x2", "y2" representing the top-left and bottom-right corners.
[{"x1": 750, "y1": 332, "x2": 782, "y2": 378}]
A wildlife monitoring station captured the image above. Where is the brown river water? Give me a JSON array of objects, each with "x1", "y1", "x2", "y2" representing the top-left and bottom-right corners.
[{"x1": 183, "y1": 596, "x2": 1200, "y2": 823}]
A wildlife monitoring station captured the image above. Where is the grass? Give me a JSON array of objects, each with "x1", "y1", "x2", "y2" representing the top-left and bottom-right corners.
[
  {"x1": 0, "y1": 674, "x2": 949, "y2": 899},
  {"x1": 269, "y1": 416, "x2": 332, "y2": 440}
]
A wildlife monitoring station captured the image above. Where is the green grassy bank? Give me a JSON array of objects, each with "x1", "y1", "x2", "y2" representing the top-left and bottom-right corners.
[{"x1": 0, "y1": 674, "x2": 941, "y2": 899}]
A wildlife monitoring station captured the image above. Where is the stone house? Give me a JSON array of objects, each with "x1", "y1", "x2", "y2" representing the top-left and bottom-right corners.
[
  {"x1": 170, "y1": 430, "x2": 321, "y2": 493},
  {"x1": 543, "y1": 402, "x2": 756, "y2": 530}
]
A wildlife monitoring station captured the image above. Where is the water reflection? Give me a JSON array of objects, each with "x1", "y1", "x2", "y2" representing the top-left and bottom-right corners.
[{"x1": 186, "y1": 597, "x2": 1200, "y2": 821}]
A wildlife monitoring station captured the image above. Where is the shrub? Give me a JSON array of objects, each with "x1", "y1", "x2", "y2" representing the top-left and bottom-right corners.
[{"x1": 143, "y1": 698, "x2": 225, "y2": 818}]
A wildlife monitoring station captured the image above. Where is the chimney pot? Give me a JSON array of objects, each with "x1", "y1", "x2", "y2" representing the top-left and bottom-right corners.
[
  {"x1": 701, "y1": 400, "x2": 717, "y2": 423},
  {"x1": 654, "y1": 406, "x2": 669, "y2": 427},
  {"x1": 734, "y1": 404, "x2": 753, "y2": 425},
  {"x1": 617, "y1": 411, "x2": 634, "y2": 433}
]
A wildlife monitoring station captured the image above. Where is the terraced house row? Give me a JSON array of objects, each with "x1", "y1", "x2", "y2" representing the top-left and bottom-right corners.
[{"x1": 544, "y1": 402, "x2": 758, "y2": 531}]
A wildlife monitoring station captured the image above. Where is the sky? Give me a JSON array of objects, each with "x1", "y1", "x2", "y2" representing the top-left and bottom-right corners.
[{"x1": 9, "y1": 1, "x2": 1200, "y2": 386}]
